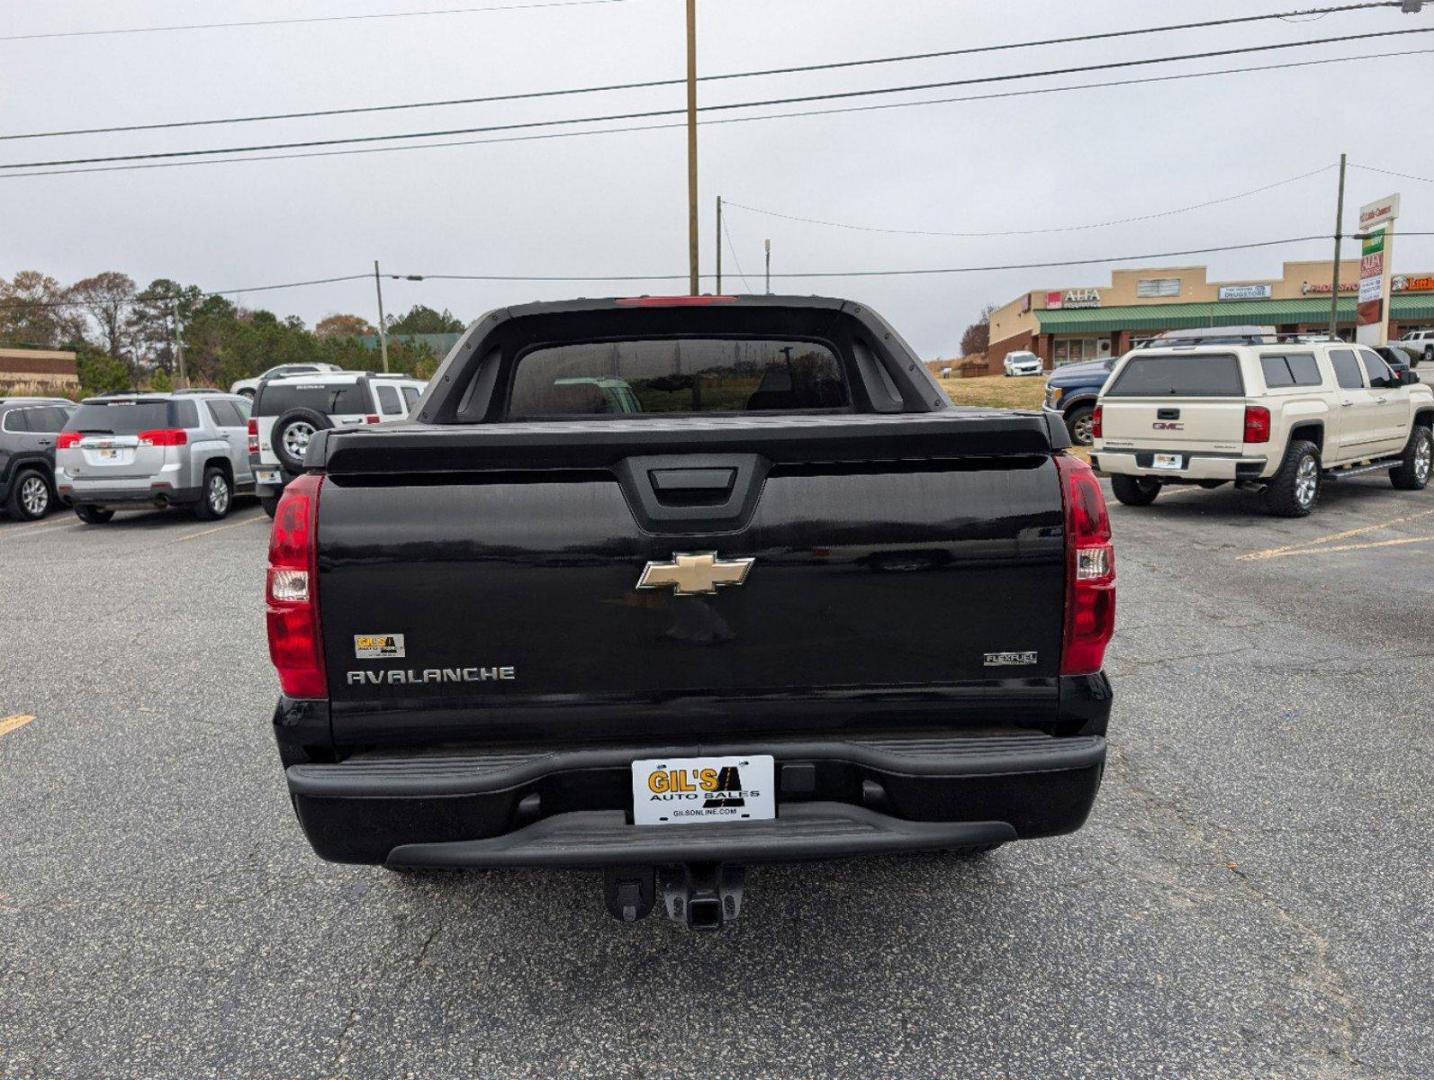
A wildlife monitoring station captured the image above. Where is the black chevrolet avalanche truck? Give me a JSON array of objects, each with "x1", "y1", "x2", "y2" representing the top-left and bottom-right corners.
[{"x1": 266, "y1": 295, "x2": 1115, "y2": 929}]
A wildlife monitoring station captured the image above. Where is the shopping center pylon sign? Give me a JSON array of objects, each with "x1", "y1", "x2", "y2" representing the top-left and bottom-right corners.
[{"x1": 1356, "y1": 193, "x2": 1399, "y2": 347}]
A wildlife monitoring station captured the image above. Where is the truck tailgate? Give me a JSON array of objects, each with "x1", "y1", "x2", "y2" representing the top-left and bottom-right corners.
[
  {"x1": 1099, "y1": 397, "x2": 1247, "y2": 448},
  {"x1": 315, "y1": 413, "x2": 1067, "y2": 745}
]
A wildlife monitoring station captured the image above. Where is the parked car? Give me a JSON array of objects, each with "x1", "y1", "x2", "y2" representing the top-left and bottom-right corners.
[
  {"x1": 1396, "y1": 328, "x2": 1433, "y2": 364},
  {"x1": 1045, "y1": 328, "x2": 1294, "y2": 446},
  {"x1": 1002, "y1": 350, "x2": 1044, "y2": 377},
  {"x1": 229, "y1": 362, "x2": 345, "y2": 399},
  {"x1": 0, "y1": 397, "x2": 76, "y2": 520},
  {"x1": 265, "y1": 295, "x2": 1113, "y2": 930},
  {"x1": 1093, "y1": 341, "x2": 1434, "y2": 516},
  {"x1": 55, "y1": 392, "x2": 255, "y2": 523},
  {"x1": 250, "y1": 371, "x2": 426, "y2": 515},
  {"x1": 1043, "y1": 357, "x2": 1116, "y2": 446}
]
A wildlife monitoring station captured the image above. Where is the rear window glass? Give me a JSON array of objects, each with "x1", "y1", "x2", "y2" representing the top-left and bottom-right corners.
[
  {"x1": 1260, "y1": 353, "x2": 1321, "y2": 388},
  {"x1": 1330, "y1": 349, "x2": 1364, "y2": 390},
  {"x1": 375, "y1": 385, "x2": 402, "y2": 414},
  {"x1": 1106, "y1": 354, "x2": 1244, "y2": 397},
  {"x1": 256, "y1": 382, "x2": 367, "y2": 417},
  {"x1": 66, "y1": 401, "x2": 184, "y2": 434},
  {"x1": 508, "y1": 338, "x2": 849, "y2": 417}
]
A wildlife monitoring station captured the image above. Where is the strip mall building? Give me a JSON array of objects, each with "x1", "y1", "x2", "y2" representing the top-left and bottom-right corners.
[{"x1": 986, "y1": 260, "x2": 1434, "y2": 370}]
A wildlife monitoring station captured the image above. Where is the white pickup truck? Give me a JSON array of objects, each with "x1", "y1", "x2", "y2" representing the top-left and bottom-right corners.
[{"x1": 1093, "y1": 341, "x2": 1434, "y2": 516}]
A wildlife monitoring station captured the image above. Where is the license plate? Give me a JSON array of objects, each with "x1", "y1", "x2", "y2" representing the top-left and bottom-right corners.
[
  {"x1": 631, "y1": 755, "x2": 775, "y2": 826},
  {"x1": 1152, "y1": 453, "x2": 1183, "y2": 470},
  {"x1": 97, "y1": 448, "x2": 118, "y2": 460},
  {"x1": 256, "y1": 469, "x2": 280, "y2": 484}
]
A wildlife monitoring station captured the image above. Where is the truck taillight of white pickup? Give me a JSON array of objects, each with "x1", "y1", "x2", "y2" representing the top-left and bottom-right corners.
[
  {"x1": 266, "y1": 472, "x2": 327, "y2": 699},
  {"x1": 1056, "y1": 454, "x2": 1115, "y2": 676}
]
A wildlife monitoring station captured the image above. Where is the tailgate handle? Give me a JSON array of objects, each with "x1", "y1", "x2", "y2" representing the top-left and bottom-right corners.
[
  {"x1": 649, "y1": 468, "x2": 736, "y2": 497},
  {"x1": 617, "y1": 454, "x2": 768, "y2": 532},
  {"x1": 1157, "y1": 408, "x2": 1181, "y2": 420}
]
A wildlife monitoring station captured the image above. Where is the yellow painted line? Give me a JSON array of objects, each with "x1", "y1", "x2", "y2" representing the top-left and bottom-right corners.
[
  {"x1": 0, "y1": 518, "x2": 81, "y2": 540},
  {"x1": 1248, "y1": 535, "x2": 1434, "y2": 561},
  {"x1": 169, "y1": 515, "x2": 264, "y2": 544},
  {"x1": 0, "y1": 714, "x2": 35, "y2": 739},
  {"x1": 1238, "y1": 507, "x2": 1434, "y2": 562}
]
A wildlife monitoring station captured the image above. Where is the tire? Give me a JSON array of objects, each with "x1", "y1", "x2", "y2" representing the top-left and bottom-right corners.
[
  {"x1": 74, "y1": 504, "x2": 115, "y2": 525},
  {"x1": 1390, "y1": 424, "x2": 1432, "y2": 491},
  {"x1": 271, "y1": 408, "x2": 332, "y2": 472},
  {"x1": 193, "y1": 466, "x2": 233, "y2": 520},
  {"x1": 1263, "y1": 439, "x2": 1322, "y2": 517},
  {"x1": 1065, "y1": 405, "x2": 1095, "y2": 447},
  {"x1": 1110, "y1": 474, "x2": 1161, "y2": 507},
  {"x1": 260, "y1": 495, "x2": 280, "y2": 519},
  {"x1": 238, "y1": 388, "x2": 256, "y2": 399},
  {"x1": 5, "y1": 468, "x2": 53, "y2": 520},
  {"x1": 1424, "y1": 345, "x2": 1433, "y2": 365}
]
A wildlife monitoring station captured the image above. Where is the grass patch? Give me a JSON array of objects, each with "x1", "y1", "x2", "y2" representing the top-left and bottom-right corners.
[{"x1": 938, "y1": 373, "x2": 1046, "y2": 410}]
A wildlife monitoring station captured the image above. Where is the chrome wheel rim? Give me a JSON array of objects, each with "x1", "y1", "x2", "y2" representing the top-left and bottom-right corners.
[
  {"x1": 282, "y1": 421, "x2": 316, "y2": 459},
  {"x1": 1415, "y1": 433, "x2": 1432, "y2": 483},
  {"x1": 208, "y1": 474, "x2": 230, "y2": 513},
  {"x1": 20, "y1": 475, "x2": 48, "y2": 516},
  {"x1": 1295, "y1": 455, "x2": 1319, "y2": 508},
  {"x1": 1071, "y1": 414, "x2": 1094, "y2": 446}
]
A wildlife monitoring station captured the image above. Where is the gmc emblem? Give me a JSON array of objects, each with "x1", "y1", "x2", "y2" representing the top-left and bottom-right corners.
[{"x1": 1152, "y1": 421, "x2": 1184, "y2": 431}]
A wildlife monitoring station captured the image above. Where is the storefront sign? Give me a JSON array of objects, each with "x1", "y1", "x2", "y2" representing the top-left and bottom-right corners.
[
  {"x1": 1137, "y1": 277, "x2": 1181, "y2": 298},
  {"x1": 1359, "y1": 232, "x2": 1385, "y2": 306},
  {"x1": 1046, "y1": 288, "x2": 1100, "y2": 310},
  {"x1": 1359, "y1": 193, "x2": 1400, "y2": 232},
  {"x1": 1300, "y1": 281, "x2": 1358, "y2": 295},
  {"x1": 1356, "y1": 196, "x2": 1397, "y2": 347},
  {"x1": 1218, "y1": 283, "x2": 1273, "y2": 301},
  {"x1": 1393, "y1": 274, "x2": 1434, "y2": 293}
]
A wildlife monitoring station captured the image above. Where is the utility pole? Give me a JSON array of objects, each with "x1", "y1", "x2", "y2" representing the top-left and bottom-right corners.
[
  {"x1": 1328, "y1": 153, "x2": 1347, "y2": 339},
  {"x1": 171, "y1": 299, "x2": 188, "y2": 388},
  {"x1": 715, "y1": 194, "x2": 723, "y2": 294},
  {"x1": 685, "y1": 0, "x2": 699, "y2": 295},
  {"x1": 373, "y1": 259, "x2": 390, "y2": 373},
  {"x1": 764, "y1": 239, "x2": 771, "y2": 295}
]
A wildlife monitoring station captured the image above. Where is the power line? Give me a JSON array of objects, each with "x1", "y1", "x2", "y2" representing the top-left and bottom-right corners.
[
  {"x1": 721, "y1": 214, "x2": 755, "y2": 293},
  {"x1": 2, "y1": 275, "x2": 374, "y2": 311},
  {"x1": 7, "y1": 45, "x2": 1429, "y2": 180},
  {"x1": 4, "y1": 27, "x2": 1430, "y2": 171},
  {"x1": 725, "y1": 165, "x2": 1338, "y2": 239},
  {"x1": 0, "y1": 0, "x2": 630, "y2": 43},
  {"x1": 400, "y1": 236, "x2": 1341, "y2": 282},
  {"x1": 0, "y1": 3, "x2": 1404, "y2": 141},
  {"x1": 1350, "y1": 163, "x2": 1434, "y2": 185}
]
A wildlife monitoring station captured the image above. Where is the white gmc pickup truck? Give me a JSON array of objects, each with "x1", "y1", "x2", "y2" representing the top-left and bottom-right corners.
[{"x1": 1093, "y1": 341, "x2": 1434, "y2": 516}]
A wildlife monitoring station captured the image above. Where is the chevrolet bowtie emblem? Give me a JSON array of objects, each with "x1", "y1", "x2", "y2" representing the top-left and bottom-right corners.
[{"x1": 636, "y1": 552, "x2": 754, "y2": 596}]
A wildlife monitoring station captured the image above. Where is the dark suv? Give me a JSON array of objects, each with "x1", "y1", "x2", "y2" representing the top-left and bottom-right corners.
[{"x1": 0, "y1": 397, "x2": 76, "y2": 520}]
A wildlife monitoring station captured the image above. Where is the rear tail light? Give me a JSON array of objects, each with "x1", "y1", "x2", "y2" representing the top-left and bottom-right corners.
[
  {"x1": 137, "y1": 428, "x2": 187, "y2": 447},
  {"x1": 1091, "y1": 403, "x2": 1103, "y2": 440},
  {"x1": 1056, "y1": 454, "x2": 1115, "y2": 676},
  {"x1": 364, "y1": 414, "x2": 380, "y2": 424},
  {"x1": 266, "y1": 473, "x2": 327, "y2": 699},
  {"x1": 247, "y1": 417, "x2": 259, "y2": 454},
  {"x1": 1243, "y1": 405, "x2": 1271, "y2": 444},
  {"x1": 56, "y1": 431, "x2": 84, "y2": 449}
]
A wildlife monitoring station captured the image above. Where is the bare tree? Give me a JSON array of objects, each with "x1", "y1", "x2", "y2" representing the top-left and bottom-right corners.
[
  {"x1": 68, "y1": 272, "x2": 137, "y2": 367},
  {"x1": 0, "y1": 271, "x2": 85, "y2": 348},
  {"x1": 960, "y1": 304, "x2": 995, "y2": 358}
]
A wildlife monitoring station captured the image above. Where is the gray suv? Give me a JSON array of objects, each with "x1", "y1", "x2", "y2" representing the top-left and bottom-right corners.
[
  {"x1": 55, "y1": 392, "x2": 255, "y2": 524},
  {"x1": 0, "y1": 397, "x2": 76, "y2": 520}
]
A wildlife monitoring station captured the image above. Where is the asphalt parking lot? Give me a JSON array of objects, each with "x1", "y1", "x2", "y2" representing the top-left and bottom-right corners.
[{"x1": 2, "y1": 477, "x2": 1432, "y2": 1080}]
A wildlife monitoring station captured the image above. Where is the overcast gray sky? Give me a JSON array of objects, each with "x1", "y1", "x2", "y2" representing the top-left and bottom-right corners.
[{"x1": 3, "y1": 0, "x2": 1432, "y2": 356}]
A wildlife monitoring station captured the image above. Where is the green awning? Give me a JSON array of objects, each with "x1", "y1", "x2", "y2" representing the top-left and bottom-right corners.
[{"x1": 1035, "y1": 294, "x2": 1434, "y2": 334}]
